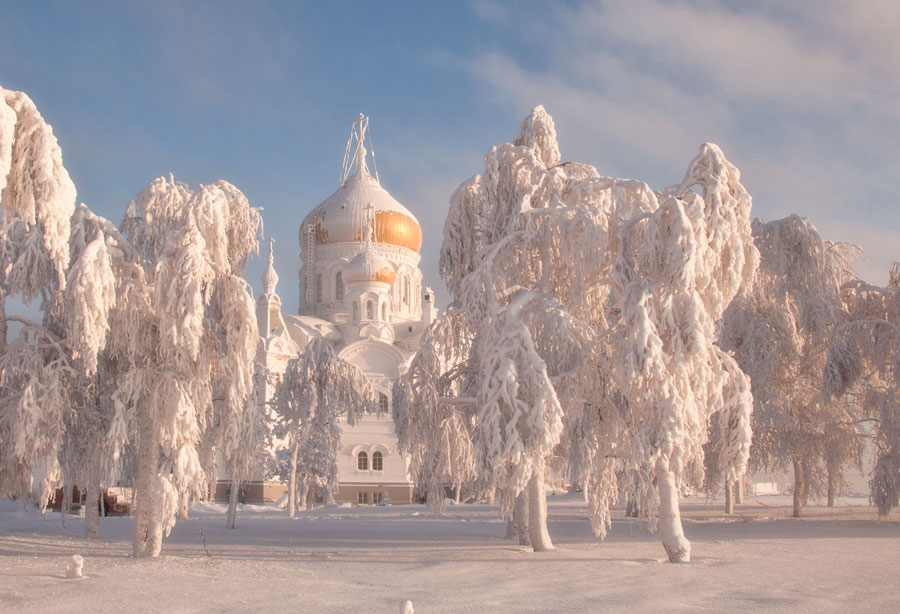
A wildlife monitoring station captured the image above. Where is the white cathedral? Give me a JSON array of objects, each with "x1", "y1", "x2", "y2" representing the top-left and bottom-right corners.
[{"x1": 251, "y1": 115, "x2": 436, "y2": 504}]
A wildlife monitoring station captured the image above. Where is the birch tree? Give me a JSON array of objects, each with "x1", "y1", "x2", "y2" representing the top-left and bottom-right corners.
[
  {"x1": 0, "y1": 86, "x2": 111, "y2": 521},
  {"x1": 111, "y1": 176, "x2": 262, "y2": 556},
  {"x1": 437, "y1": 105, "x2": 757, "y2": 560},
  {"x1": 394, "y1": 308, "x2": 477, "y2": 514},
  {"x1": 721, "y1": 215, "x2": 860, "y2": 516},
  {"x1": 272, "y1": 337, "x2": 370, "y2": 517},
  {"x1": 824, "y1": 263, "x2": 900, "y2": 515}
]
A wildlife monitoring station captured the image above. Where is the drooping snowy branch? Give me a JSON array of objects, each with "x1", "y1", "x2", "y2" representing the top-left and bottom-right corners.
[
  {"x1": 272, "y1": 337, "x2": 372, "y2": 516},
  {"x1": 394, "y1": 308, "x2": 476, "y2": 513},
  {"x1": 721, "y1": 215, "x2": 859, "y2": 516},
  {"x1": 824, "y1": 263, "x2": 900, "y2": 515},
  {"x1": 0, "y1": 87, "x2": 76, "y2": 292},
  {"x1": 435, "y1": 106, "x2": 758, "y2": 560},
  {"x1": 110, "y1": 175, "x2": 263, "y2": 555}
]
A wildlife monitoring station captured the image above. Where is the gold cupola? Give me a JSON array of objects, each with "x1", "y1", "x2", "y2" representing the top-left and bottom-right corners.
[
  {"x1": 300, "y1": 114, "x2": 423, "y2": 254},
  {"x1": 343, "y1": 242, "x2": 396, "y2": 286}
]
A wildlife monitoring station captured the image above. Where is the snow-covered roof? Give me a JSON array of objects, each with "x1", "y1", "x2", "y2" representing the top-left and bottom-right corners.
[{"x1": 282, "y1": 312, "x2": 342, "y2": 345}]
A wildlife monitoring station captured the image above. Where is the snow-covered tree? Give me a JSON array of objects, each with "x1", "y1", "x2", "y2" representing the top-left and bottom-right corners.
[
  {"x1": 437, "y1": 106, "x2": 757, "y2": 560},
  {"x1": 1, "y1": 84, "x2": 272, "y2": 550},
  {"x1": 0, "y1": 87, "x2": 130, "y2": 540},
  {"x1": 111, "y1": 175, "x2": 262, "y2": 556},
  {"x1": 394, "y1": 307, "x2": 477, "y2": 513},
  {"x1": 0, "y1": 86, "x2": 78, "y2": 506},
  {"x1": 272, "y1": 337, "x2": 371, "y2": 517},
  {"x1": 606, "y1": 144, "x2": 758, "y2": 561},
  {"x1": 824, "y1": 263, "x2": 900, "y2": 515},
  {"x1": 721, "y1": 215, "x2": 860, "y2": 516}
]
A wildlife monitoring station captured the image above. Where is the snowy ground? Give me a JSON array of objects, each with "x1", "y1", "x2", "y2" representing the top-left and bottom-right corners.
[{"x1": 1, "y1": 492, "x2": 898, "y2": 613}]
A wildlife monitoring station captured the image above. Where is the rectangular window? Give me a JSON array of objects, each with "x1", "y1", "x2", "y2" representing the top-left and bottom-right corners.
[
  {"x1": 358, "y1": 492, "x2": 368, "y2": 504},
  {"x1": 373, "y1": 492, "x2": 383, "y2": 505}
]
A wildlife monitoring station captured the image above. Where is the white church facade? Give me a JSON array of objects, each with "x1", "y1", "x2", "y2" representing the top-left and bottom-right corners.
[{"x1": 250, "y1": 115, "x2": 436, "y2": 504}]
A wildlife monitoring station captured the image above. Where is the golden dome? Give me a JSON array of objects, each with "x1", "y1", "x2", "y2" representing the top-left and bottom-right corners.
[
  {"x1": 301, "y1": 167, "x2": 423, "y2": 253},
  {"x1": 372, "y1": 210, "x2": 422, "y2": 252},
  {"x1": 374, "y1": 265, "x2": 396, "y2": 285}
]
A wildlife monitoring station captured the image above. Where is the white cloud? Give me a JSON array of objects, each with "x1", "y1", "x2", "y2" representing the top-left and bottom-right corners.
[{"x1": 461, "y1": 0, "x2": 900, "y2": 281}]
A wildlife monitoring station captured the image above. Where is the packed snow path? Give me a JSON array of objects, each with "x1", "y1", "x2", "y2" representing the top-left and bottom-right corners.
[{"x1": 1, "y1": 493, "x2": 898, "y2": 613}]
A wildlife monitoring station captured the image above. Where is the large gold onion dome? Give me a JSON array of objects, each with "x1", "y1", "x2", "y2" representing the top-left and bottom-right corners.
[
  {"x1": 300, "y1": 114, "x2": 423, "y2": 254},
  {"x1": 300, "y1": 172, "x2": 423, "y2": 253}
]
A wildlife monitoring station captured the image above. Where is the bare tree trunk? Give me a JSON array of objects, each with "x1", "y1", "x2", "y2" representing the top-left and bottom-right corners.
[
  {"x1": 792, "y1": 457, "x2": 804, "y2": 518},
  {"x1": 505, "y1": 518, "x2": 516, "y2": 540},
  {"x1": 526, "y1": 461, "x2": 554, "y2": 552},
  {"x1": 179, "y1": 493, "x2": 190, "y2": 520},
  {"x1": 134, "y1": 416, "x2": 160, "y2": 557},
  {"x1": 60, "y1": 480, "x2": 69, "y2": 529},
  {"x1": 0, "y1": 290, "x2": 7, "y2": 354},
  {"x1": 826, "y1": 464, "x2": 837, "y2": 508},
  {"x1": 226, "y1": 481, "x2": 239, "y2": 529},
  {"x1": 724, "y1": 478, "x2": 734, "y2": 515},
  {"x1": 625, "y1": 496, "x2": 640, "y2": 518},
  {"x1": 287, "y1": 442, "x2": 299, "y2": 518},
  {"x1": 455, "y1": 483, "x2": 462, "y2": 504},
  {"x1": 736, "y1": 477, "x2": 744, "y2": 504},
  {"x1": 657, "y1": 459, "x2": 690, "y2": 563},
  {"x1": 298, "y1": 480, "x2": 310, "y2": 512},
  {"x1": 514, "y1": 490, "x2": 530, "y2": 546},
  {"x1": 146, "y1": 480, "x2": 165, "y2": 558},
  {"x1": 85, "y1": 482, "x2": 100, "y2": 539}
]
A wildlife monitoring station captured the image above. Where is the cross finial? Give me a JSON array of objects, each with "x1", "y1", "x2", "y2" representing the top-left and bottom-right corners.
[
  {"x1": 341, "y1": 113, "x2": 379, "y2": 185},
  {"x1": 261, "y1": 236, "x2": 279, "y2": 294},
  {"x1": 354, "y1": 114, "x2": 369, "y2": 178}
]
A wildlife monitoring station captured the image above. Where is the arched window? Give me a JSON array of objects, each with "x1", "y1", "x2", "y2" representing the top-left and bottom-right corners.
[
  {"x1": 372, "y1": 451, "x2": 383, "y2": 471},
  {"x1": 381, "y1": 302, "x2": 387, "y2": 321},
  {"x1": 353, "y1": 301, "x2": 359, "y2": 320},
  {"x1": 314, "y1": 274, "x2": 322, "y2": 303},
  {"x1": 357, "y1": 451, "x2": 368, "y2": 471},
  {"x1": 366, "y1": 299, "x2": 374, "y2": 320},
  {"x1": 378, "y1": 392, "x2": 389, "y2": 413},
  {"x1": 335, "y1": 272, "x2": 343, "y2": 301},
  {"x1": 402, "y1": 277, "x2": 410, "y2": 305}
]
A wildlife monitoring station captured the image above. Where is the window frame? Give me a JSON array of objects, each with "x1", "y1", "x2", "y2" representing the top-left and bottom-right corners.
[{"x1": 335, "y1": 272, "x2": 343, "y2": 301}]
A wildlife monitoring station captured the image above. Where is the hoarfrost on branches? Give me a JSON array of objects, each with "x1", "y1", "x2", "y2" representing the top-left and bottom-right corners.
[
  {"x1": 721, "y1": 215, "x2": 860, "y2": 516},
  {"x1": 112, "y1": 176, "x2": 262, "y2": 555},
  {"x1": 434, "y1": 105, "x2": 757, "y2": 560},
  {"x1": 394, "y1": 308, "x2": 476, "y2": 513},
  {"x1": 272, "y1": 337, "x2": 371, "y2": 516},
  {"x1": 824, "y1": 262, "x2": 900, "y2": 515}
]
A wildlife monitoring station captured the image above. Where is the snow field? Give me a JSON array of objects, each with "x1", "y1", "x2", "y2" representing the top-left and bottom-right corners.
[{"x1": 1, "y1": 493, "x2": 898, "y2": 613}]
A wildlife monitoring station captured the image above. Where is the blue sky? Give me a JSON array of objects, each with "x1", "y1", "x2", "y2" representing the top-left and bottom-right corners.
[{"x1": 2, "y1": 0, "x2": 897, "y2": 313}]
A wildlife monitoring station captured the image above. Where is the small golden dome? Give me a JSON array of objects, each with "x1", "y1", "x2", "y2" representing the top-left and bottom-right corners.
[
  {"x1": 375, "y1": 266, "x2": 396, "y2": 285},
  {"x1": 344, "y1": 244, "x2": 396, "y2": 286}
]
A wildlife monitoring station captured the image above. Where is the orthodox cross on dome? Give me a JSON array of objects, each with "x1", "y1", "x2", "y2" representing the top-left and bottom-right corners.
[
  {"x1": 261, "y1": 236, "x2": 279, "y2": 295},
  {"x1": 340, "y1": 113, "x2": 380, "y2": 186},
  {"x1": 364, "y1": 202, "x2": 376, "y2": 244}
]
